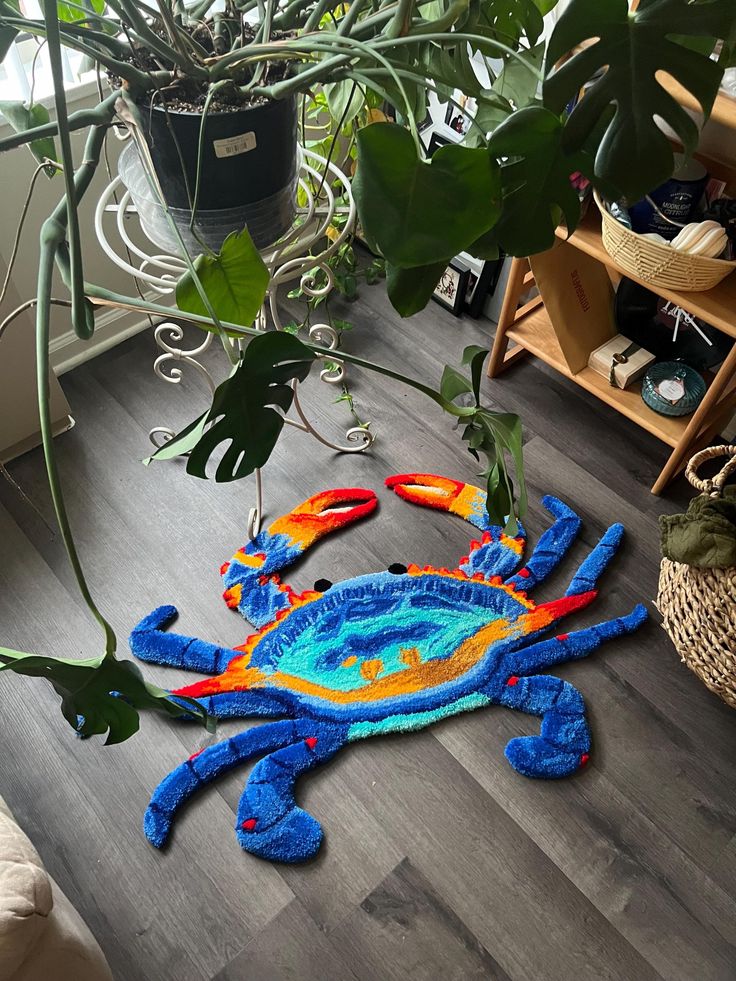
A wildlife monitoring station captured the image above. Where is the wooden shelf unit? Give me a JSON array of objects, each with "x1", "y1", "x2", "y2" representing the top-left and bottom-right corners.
[{"x1": 488, "y1": 214, "x2": 736, "y2": 495}]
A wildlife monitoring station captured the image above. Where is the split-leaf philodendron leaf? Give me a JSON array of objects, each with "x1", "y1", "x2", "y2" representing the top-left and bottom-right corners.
[
  {"x1": 488, "y1": 106, "x2": 588, "y2": 255},
  {"x1": 386, "y1": 259, "x2": 449, "y2": 318},
  {"x1": 0, "y1": 649, "x2": 210, "y2": 744},
  {"x1": 146, "y1": 331, "x2": 316, "y2": 481},
  {"x1": 354, "y1": 122, "x2": 501, "y2": 268},
  {"x1": 545, "y1": 0, "x2": 736, "y2": 201},
  {"x1": 175, "y1": 226, "x2": 269, "y2": 328},
  {"x1": 463, "y1": 0, "x2": 546, "y2": 48}
]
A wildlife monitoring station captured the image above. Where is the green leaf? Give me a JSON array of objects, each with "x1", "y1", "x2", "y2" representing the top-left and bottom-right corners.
[
  {"x1": 146, "y1": 332, "x2": 316, "y2": 482},
  {"x1": 386, "y1": 259, "x2": 449, "y2": 317},
  {"x1": 354, "y1": 123, "x2": 501, "y2": 268},
  {"x1": 492, "y1": 41, "x2": 544, "y2": 111},
  {"x1": 175, "y1": 227, "x2": 269, "y2": 328},
  {"x1": 0, "y1": 101, "x2": 58, "y2": 175},
  {"x1": 421, "y1": 43, "x2": 483, "y2": 101},
  {"x1": 469, "y1": 89, "x2": 513, "y2": 145},
  {"x1": 544, "y1": 0, "x2": 736, "y2": 200},
  {"x1": 0, "y1": 0, "x2": 20, "y2": 62},
  {"x1": 467, "y1": 42, "x2": 544, "y2": 146},
  {"x1": 57, "y1": 0, "x2": 105, "y2": 23},
  {"x1": 324, "y1": 80, "x2": 364, "y2": 125},
  {"x1": 0, "y1": 648, "x2": 209, "y2": 745},
  {"x1": 440, "y1": 365, "x2": 473, "y2": 403},
  {"x1": 466, "y1": 0, "x2": 545, "y2": 47},
  {"x1": 461, "y1": 344, "x2": 488, "y2": 404},
  {"x1": 488, "y1": 106, "x2": 586, "y2": 255}
]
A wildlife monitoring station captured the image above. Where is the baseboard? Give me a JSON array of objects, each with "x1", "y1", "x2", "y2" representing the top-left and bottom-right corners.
[{"x1": 50, "y1": 293, "x2": 167, "y2": 375}]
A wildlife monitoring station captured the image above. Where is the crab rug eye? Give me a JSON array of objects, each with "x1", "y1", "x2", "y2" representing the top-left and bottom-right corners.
[
  {"x1": 314, "y1": 578, "x2": 333, "y2": 592},
  {"x1": 387, "y1": 563, "x2": 408, "y2": 575}
]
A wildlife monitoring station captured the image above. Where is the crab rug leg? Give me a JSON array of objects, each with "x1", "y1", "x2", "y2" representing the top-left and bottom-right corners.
[
  {"x1": 221, "y1": 488, "x2": 378, "y2": 628},
  {"x1": 499, "y1": 676, "x2": 591, "y2": 779},
  {"x1": 503, "y1": 605, "x2": 648, "y2": 675},
  {"x1": 503, "y1": 496, "x2": 582, "y2": 592},
  {"x1": 144, "y1": 720, "x2": 348, "y2": 862},
  {"x1": 145, "y1": 720, "x2": 298, "y2": 848},
  {"x1": 129, "y1": 605, "x2": 240, "y2": 673},
  {"x1": 236, "y1": 721, "x2": 348, "y2": 863}
]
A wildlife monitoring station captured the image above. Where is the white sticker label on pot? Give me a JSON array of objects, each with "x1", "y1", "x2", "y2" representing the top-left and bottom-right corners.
[{"x1": 213, "y1": 132, "x2": 257, "y2": 158}]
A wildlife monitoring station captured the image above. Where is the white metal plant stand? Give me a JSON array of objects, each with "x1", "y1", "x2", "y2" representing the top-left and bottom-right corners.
[{"x1": 94, "y1": 146, "x2": 374, "y2": 538}]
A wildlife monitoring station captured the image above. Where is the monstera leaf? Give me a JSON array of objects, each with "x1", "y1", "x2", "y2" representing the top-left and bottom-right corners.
[
  {"x1": 467, "y1": 42, "x2": 544, "y2": 146},
  {"x1": 354, "y1": 123, "x2": 501, "y2": 268},
  {"x1": 386, "y1": 260, "x2": 450, "y2": 318},
  {"x1": 0, "y1": 648, "x2": 209, "y2": 744},
  {"x1": 487, "y1": 106, "x2": 588, "y2": 255},
  {"x1": 544, "y1": 0, "x2": 736, "y2": 201},
  {"x1": 464, "y1": 0, "x2": 550, "y2": 47},
  {"x1": 146, "y1": 332, "x2": 316, "y2": 482},
  {"x1": 176, "y1": 226, "x2": 269, "y2": 329}
]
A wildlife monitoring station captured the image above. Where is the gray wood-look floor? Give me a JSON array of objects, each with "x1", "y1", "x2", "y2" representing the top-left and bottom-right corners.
[{"x1": 1, "y1": 280, "x2": 735, "y2": 981}]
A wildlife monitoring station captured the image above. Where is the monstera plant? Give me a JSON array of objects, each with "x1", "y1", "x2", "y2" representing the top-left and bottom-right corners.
[{"x1": 0, "y1": 0, "x2": 734, "y2": 741}]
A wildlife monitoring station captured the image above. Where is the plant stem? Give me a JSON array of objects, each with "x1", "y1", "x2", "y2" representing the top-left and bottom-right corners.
[
  {"x1": 303, "y1": 0, "x2": 336, "y2": 31},
  {"x1": 0, "y1": 89, "x2": 121, "y2": 153},
  {"x1": 337, "y1": 0, "x2": 369, "y2": 35},
  {"x1": 42, "y1": 0, "x2": 91, "y2": 340},
  {"x1": 82, "y1": 285, "x2": 467, "y2": 417},
  {"x1": 0, "y1": 160, "x2": 63, "y2": 311},
  {"x1": 384, "y1": 0, "x2": 413, "y2": 38},
  {"x1": 0, "y1": 14, "x2": 162, "y2": 87},
  {"x1": 36, "y1": 121, "x2": 117, "y2": 658}
]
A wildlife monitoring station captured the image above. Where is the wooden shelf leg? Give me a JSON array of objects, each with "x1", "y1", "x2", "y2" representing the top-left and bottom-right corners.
[
  {"x1": 488, "y1": 257, "x2": 529, "y2": 378},
  {"x1": 652, "y1": 342, "x2": 736, "y2": 495}
]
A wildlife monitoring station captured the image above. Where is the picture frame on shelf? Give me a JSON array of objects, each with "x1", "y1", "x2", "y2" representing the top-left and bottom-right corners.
[
  {"x1": 426, "y1": 131, "x2": 451, "y2": 157},
  {"x1": 443, "y1": 91, "x2": 477, "y2": 138},
  {"x1": 457, "y1": 252, "x2": 505, "y2": 319},
  {"x1": 432, "y1": 258, "x2": 471, "y2": 316}
]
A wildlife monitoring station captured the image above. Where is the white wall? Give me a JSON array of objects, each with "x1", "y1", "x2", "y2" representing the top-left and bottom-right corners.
[{"x1": 0, "y1": 87, "x2": 158, "y2": 372}]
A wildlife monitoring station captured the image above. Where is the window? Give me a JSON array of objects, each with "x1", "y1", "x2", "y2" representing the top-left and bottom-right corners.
[{"x1": 0, "y1": 0, "x2": 96, "y2": 104}]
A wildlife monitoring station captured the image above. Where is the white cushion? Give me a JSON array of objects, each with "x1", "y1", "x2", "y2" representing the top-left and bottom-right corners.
[{"x1": 0, "y1": 796, "x2": 113, "y2": 981}]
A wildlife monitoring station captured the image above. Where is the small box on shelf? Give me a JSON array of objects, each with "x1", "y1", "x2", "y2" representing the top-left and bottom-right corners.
[{"x1": 588, "y1": 335, "x2": 656, "y2": 390}]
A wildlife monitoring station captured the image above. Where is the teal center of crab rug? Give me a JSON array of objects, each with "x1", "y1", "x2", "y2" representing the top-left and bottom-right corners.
[{"x1": 129, "y1": 473, "x2": 647, "y2": 863}]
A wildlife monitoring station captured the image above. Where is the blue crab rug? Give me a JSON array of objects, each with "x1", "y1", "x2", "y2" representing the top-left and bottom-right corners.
[{"x1": 130, "y1": 473, "x2": 647, "y2": 863}]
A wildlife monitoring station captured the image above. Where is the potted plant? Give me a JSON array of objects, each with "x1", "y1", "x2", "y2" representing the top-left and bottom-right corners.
[{"x1": 0, "y1": 0, "x2": 734, "y2": 741}]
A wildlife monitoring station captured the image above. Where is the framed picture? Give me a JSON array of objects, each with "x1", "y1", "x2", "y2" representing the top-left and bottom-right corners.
[
  {"x1": 443, "y1": 92, "x2": 477, "y2": 138},
  {"x1": 457, "y1": 252, "x2": 504, "y2": 319},
  {"x1": 426, "y1": 131, "x2": 451, "y2": 157},
  {"x1": 432, "y1": 258, "x2": 471, "y2": 316}
]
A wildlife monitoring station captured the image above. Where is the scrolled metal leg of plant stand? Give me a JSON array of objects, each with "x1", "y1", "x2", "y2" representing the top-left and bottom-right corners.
[
  {"x1": 95, "y1": 148, "x2": 374, "y2": 542},
  {"x1": 148, "y1": 321, "x2": 217, "y2": 449}
]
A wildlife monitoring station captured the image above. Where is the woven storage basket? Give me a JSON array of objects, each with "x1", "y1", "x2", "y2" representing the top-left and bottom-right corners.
[
  {"x1": 657, "y1": 445, "x2": 736, "y2": 709},
  {"x1": 594, "y1": 192, "x2": 736, "y2": 292}
]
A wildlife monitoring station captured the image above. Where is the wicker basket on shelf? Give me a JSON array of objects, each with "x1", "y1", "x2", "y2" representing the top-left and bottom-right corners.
[
  {"x1": 657, "y1": 445, "x2": 736, "y2": 709},
  {"x1": 594, "y1": 191, "x2": 736, "y2": 292}
]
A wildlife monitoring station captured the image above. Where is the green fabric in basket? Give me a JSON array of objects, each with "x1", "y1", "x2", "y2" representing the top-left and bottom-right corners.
[{"x1": 660, "y1": 488, "x2": 736, "y2": 569}]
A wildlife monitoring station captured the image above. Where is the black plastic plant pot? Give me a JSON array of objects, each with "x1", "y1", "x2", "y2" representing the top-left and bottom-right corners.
[
  {"x1": 136, "y1": 94, "x2": 298, "y2": 248},
  {"x1": 141, "y1": 94, "x2": 297, "y2": 209}
]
